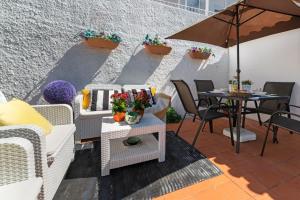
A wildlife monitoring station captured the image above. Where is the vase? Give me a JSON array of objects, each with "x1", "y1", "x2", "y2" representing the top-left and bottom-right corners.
[
  {"x1": 125, "y1": 112, "x2": 141, "y2": 125},
  {"x1": 113, "y1": 112, "x2": 126, "y2": 122},
  {"x1": 133, "y1": 108, "x2": 145, "y2": 119}
]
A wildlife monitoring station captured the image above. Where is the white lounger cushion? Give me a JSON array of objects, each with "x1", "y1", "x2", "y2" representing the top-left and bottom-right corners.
[{"x1": 46, "y1": 124, "x2": 75, "y2": 156}]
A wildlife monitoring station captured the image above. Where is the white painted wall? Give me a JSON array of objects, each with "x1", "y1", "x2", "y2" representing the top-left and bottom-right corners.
[
  {"x1": 229, "y1": 29, "x2": 300, "y2": 117},
  {"x1": 0, "y1": 0, "x2": 229, "y2": 115}
]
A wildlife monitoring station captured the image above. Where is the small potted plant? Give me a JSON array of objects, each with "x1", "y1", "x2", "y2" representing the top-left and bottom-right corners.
[
  {"x1": 79, "y1": 29, "x2": 121, "y2": 49},
  {"x1": 111, "y1": 93, "x2": 128, "y2": 122},
  {"x1": 242, "y1": 80, "x2": 253, "y2": 92},
  {"x1": 188, "y1": 47, "x2": 215, "y2": 59},
  {"x1": 131, "y1": 91, "x2": 152, "y2": 119},
  {"x1": 143, "y1": 34, "x2": 172, "y2": 55}
]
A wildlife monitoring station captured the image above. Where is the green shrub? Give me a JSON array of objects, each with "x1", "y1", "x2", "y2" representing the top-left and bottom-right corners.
[{"x1": 166, "y1": 107, "x2": 182, "y2": 123}]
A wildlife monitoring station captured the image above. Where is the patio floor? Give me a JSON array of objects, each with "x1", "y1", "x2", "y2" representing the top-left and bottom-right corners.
[{"x1": 156, "y1": 117, "x2": 300, "y2": 200}]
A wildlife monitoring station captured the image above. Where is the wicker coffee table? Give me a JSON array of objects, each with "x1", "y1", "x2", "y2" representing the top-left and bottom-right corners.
[{"x1": 101, "y1": 113, "x2": 166, "y2": 176}]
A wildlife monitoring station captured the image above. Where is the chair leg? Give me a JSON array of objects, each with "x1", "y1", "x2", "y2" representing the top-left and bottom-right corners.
[
  {"x1": 176, "y1": 113, "x2": 187, "y2": 136},
  {"x1": 272, "y1": 126, "x2": 279, "y2": 144},
  {"x1": 193, "y1": 114, "x2": 197, "y2": 122},
  {"x1": 261, "y1": 123, "x2": 272, "y2": 156},
  {"x1": 192, "y1": 119, "x2": 206, "y2": 148},
  {"x1": 209, "y1": 120, "x2": 213, "y2": 133},
  {"x1": 287, "y1": 106, "x2": 293, "y2": 134},
  {"x1": 254, "y1": 101, "x2": 262, "y2": 126}
]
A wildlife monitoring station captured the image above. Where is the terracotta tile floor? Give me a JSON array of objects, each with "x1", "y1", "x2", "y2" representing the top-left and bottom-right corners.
[{"x1": 155, "y1": 117, "x2": 300, "y2": 200}]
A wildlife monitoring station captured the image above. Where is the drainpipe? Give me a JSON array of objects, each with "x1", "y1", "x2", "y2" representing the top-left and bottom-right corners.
[{"x1": 205, "y1": 0, "x2": 209, "y2": 16}]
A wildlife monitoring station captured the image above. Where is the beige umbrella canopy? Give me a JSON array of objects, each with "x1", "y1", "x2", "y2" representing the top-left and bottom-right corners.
[{"x1": 167, "y1": 0, "x2": 300, "y2": 88}]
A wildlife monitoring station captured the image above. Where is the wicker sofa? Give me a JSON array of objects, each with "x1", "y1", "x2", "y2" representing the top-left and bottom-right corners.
[
  {"x1": 74, "y1": 84, "x2": 170, "y2": 141},
  {"x1": 0, "y1": 92, "x2": 75, "y2": 200}
]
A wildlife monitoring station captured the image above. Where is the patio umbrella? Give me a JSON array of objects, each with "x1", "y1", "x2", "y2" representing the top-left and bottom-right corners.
[{"x1": 167, "y1": 0, "x2": 300, "y2": 89}]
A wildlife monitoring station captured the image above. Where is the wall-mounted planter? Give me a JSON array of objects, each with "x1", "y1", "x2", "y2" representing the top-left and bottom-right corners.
[
  {"x1": 144, "y1": 45, "x2": 172, "y2": 55},
  {"x1": 84, "y1": 38, "x2": 119, "y2": 49},
  {"x1": 188, "y1": 51, "x2": 211, "y2": 60}
]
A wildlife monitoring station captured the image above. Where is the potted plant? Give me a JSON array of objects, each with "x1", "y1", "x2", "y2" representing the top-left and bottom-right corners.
[
  {"x1": 143, "y1": 34, "x2": 172, "y2": 55},
  {"x1": 111, "y1": 93, "x2": 128, "y2": 122},
  {"x1": 188, "y1": 47, "x2": 215, "y2": 59},
  {"x1": 242, "y1": 80, "x2": 253, "y2": 92},
  {"x1": 79, "y1": 29, "x2": 121, "y2": 49},
  {"x1": 131, "y1": 91, "x2": 152, "y2": 119}
]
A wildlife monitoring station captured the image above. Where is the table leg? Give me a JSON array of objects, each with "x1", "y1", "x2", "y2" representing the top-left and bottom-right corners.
[
  {"x1": 101, "y1": 136, "x2": 110, "y2": 176},
  {"x1": 236, "y1": 99, "x2": 243, "y2": 153},
  {"x1": 158, "y1": 129, "x2": 166, "y2": 162}
]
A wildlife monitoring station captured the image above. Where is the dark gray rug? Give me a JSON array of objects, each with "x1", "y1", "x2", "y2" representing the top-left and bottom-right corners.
[{"x1": 54, "y1": 132, "x2": 222, "y2": 200}]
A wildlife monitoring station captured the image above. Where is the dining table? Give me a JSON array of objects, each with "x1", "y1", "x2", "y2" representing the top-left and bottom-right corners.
[{"x1": 197, "y1": 91, "x2": 290, "y2": 153}]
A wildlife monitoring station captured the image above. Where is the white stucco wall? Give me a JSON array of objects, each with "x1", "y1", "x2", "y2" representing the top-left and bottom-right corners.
[
  {"x1": 0, "y1": 0, "x2": 229, "y2": 115},
  {"x1": 229, "y1": 29, "x2": 300, "y2": 117}
]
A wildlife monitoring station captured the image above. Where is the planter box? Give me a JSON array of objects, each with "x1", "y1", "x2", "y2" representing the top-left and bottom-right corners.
[
  {"x1": 84, "y1": 38, "x2": 119, "y2": 49},
  {"x1": 188, "y1": 51, "x2": 211, "y2": 59},
  {"x1": 144, "y1": 45, "x2": 172, "y2": 55}
]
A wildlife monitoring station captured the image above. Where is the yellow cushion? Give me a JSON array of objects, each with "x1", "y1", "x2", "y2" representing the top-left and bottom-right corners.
[{"x1": 0, "y1": 99, "x2": 53, "y2": 135}]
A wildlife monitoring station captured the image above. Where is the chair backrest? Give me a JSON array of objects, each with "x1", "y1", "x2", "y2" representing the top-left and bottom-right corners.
[
  {"x1": 0, "y1": 91, "x2": 7, "y2": 103},
  {"x1": 171, "y1": 80, "x2": 198, "y2": 115},
  {"x1": 260, "y1": 82, "x2": 295, "y2": 113},
  {"x1": 194, "y1": 80, "x2": 218, "y2": 106}
]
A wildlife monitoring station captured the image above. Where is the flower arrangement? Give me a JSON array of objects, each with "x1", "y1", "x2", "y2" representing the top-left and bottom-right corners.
[
  {"x1": 111, "y1": 93, "x2": 128, "y2": 113},
  {"x1": 79, "y1": 29, "x2": 122, "y2": 43},
  {"x1": 43, "y1": 80, "x2": 76, "y2": 105},
  {"x1": 188, "y1": 47, "x2": 215, "y2": 57},
  {"x1": 242, "y1": 80, "x2": 253, "y2": 85},
  {"x1": 131, "y1": 91, "x2": 151, "y2": 115},
  {"x1": 142, "y1": 34, "x2": 167, "y2": 46}
]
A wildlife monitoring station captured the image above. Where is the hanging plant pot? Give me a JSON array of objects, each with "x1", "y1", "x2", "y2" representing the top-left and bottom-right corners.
[
  {"x1": 144, "y1": 45, "x2": 172, "y2": 55},
  {"x1": 188, "y1": 51, "x2": 211, "y2": 60},
  {"x1": 84, "y1": 38, "x2": 119, "y2": 49}
]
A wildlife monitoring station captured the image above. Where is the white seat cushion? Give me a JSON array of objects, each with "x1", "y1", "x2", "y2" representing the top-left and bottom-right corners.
[{"x1": 46, "y1": 124, "x2": 75, "y2": 156}]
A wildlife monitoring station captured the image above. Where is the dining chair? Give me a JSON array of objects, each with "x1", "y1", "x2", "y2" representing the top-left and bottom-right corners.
[
  {"x1": 171, "y1": 80, "x2": 234, "y2": 148},
  {"x1": 242, "y1": 82, "x2": 295, "y2": 128},
  {"x1": 194, "y1": 80, "x2": 221, "y2": 132},
  {"x1": 261, "y1": 105, "x2": 300, "y2": 156}
]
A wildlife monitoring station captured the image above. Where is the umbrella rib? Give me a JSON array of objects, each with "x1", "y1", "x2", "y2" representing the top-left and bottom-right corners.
[
  {"x1": 225, "y1": 15, "x2": 236, "y2": 47},
  {"x1": 213, "y1": 16, "x2": 236, "y2": 26}
]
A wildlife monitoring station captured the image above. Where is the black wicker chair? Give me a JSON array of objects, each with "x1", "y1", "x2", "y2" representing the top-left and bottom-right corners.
[
  {"x1": 242, "y1": 82, "x2": 295, "y2": 127},
  {"x1": 171, "y1": 80, "x2": 234, "y2": 148},
  {"x1": 261, "y1": 105, "x2": 300, "y2": 156}
]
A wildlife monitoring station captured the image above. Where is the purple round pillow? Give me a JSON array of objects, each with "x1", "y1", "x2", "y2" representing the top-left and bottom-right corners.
[{"x1": 43, "y1": 80, "x2": 76, "y2": 105}]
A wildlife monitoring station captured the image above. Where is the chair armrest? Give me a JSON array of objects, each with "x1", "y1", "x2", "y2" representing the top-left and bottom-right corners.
[
  {"x1": 0, "y1": 178, "x2": 43, "y2": 200},
  {"x1": 0, "y1": 125, "x2": 47, "y2": 188},
  {"x1": 0, "y1": 137, "x2": 36, "y2": 185},
  {"x1": 33, "y1": 104, "x2": 73, "y2": 125},
  {"x1": 290, "y1": 105, "x2": 300, "y2": 109},
  {"x1": 74, "y1": 94, "x2": 112, "y2": 118}
]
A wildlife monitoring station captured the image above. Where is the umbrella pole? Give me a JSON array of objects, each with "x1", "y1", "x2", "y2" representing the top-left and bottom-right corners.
[{"x1": 236, "y1": 5, "x2": 241, "y2": 90}]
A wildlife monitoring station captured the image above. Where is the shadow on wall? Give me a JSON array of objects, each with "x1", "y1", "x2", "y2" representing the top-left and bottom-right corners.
[
  {"x1": 25, "y1": 43, "x2": 110, "y2": 104},
  {"x1": 160, "y1": 53, "x2": 228, "y2": 115},
  {"x1": 114, "y1": 48, "x2": 163, "y2": 85}
]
